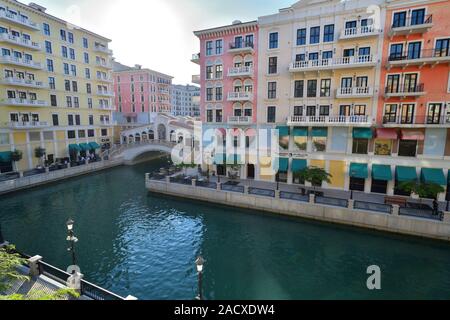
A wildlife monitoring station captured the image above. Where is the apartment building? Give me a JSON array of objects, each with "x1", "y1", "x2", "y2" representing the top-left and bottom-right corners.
[
  {"x1": 0, "y1": 0, "x2": 114, "y2": 173},
  {"x1": 171, "y1": 84, "x2": 200, "y2": 118},
  {"x1": 113, "y1": 61, "x2": 173, "y2": 126},
  {"x1": 193, "y1": 0, "x2": 450, "y2": 200}
]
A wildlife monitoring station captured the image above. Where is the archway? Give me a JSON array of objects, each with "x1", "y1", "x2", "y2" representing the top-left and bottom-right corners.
[
  {"x1": 148, "y1": 130, "x2": 155, "y2": 140},
  {"x1": 157, "y1": 124, "x2": 167, "y2": 141},
  {"x1": 135, "y1": 133, "x2": 141, "y2": 143},
  {"x1": 128, "y1": 135, "x2": 134, "y2": 144}
]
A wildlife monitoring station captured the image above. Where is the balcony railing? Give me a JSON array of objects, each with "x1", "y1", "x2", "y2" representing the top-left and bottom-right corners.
[
  {"x1": 94, "y1": 45, "x2": 113, "y2": 55},
  {"x1": 6, "y1": 121, "x2": 49, "y2": 129},
  {"x1": 192, "y1": 75, "x2": 200, "y2": 84},
  {"x1": 0, "y1": 11, "x2": 40, "y2": 30},
  {"x1": 229, "y1": 41, "x2": 254, "y2": 52},
  {"x1": 96, "y1": 75, "x2": 113, "y2": 82},
  {"x1": 98, "y1": 104, "x2": 114, "y2": 110},
  {"x1": 340, "y1": 25, "x2": 380, "y2": 39},
  {"x1": 0, "y1": 33, "x2": 41, "y2": 50},
  {"x1": 228, "y1": 116, "x2": 252, "y2": 125},
  {"x1": 1, "y1": 77, "x2": 47, "y2": 89},
  {"x1": 227, "y1": 92, "x2": 253, "y2": 101},
  {"x1": 383, "y1": 114, "x2": 450, "y2": 126},
  {"x1": 100, "y1": 120, "x2": 114, "y2": 126},
  {"x1": 0, "y1": 55, "x2": 42, "y2": 69},
  {"x1": 290, "y1": 55, "x2": 376, "y2": 72},
  {"x1": 95, "y1": 60, "x2": 112, "y2": 69},
  {"x1": 288, "y1": 115, "x2": 371, "y2": 126},
  {"x1": 1, "y1": 98, "x2": 48, "y2": 107},
  {"x1": 97, "y1": 90, "x2": 115, "y2": 97},
  {"x1": 336, "y1": 87, "x2": 374, "y2": 98},
  {"x1": 228, "y1": 66, "x2": 253, "y2": 77},
  {"x1": 385, "y1": 84, "x2": 425, "y2": 97},
  {"x1": 387, "y1": 49, "x2": 450, "y2": 67},
  {"x1": 390, "y1": 15, "x2": 433, "y2": 36},
  {"x1": 191, "y1": 53, "x2": 200, "y2": 64}
]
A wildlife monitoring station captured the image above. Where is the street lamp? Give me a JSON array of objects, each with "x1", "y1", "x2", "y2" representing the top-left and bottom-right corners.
[
  {"x1": 66, "y1": 219, "x2": 78, "y2": 273},
  {"x1": 195, "y1": 256, "x2": 205, "y2": 300}
]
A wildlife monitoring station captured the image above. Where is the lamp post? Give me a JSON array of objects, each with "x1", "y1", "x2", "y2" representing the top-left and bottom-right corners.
[
  {"x1": 195, "y1": 256, "x2": 205, "y2": 300},
  {"x1": 66, "y1": 219, "x2": 78, "y2": 273}
]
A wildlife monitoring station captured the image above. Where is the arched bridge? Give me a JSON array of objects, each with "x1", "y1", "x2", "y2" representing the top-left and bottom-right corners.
[{"x1": 109, "y1": 140, "x2": 177, "y2": 163}]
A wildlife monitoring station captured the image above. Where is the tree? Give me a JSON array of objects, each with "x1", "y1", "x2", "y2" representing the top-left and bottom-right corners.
[
  {"x1": 10, "y1": 150, "x2": 23, "y2": 172},
  {"x1": 34, "y1": 147, "x2": 46, "y2": 167},
  {"x1": 0, "y1": 245, "x2": 79, "y2": 300},
  {"x1": 176, "y1": 162, "x2": 196, "y2": 176},
  {"x1": 297, "y1": 167, "x2": 332, "y2": 195},
  {"x1": 398, "y1": 181, "x2": 445, "y2": 201}
]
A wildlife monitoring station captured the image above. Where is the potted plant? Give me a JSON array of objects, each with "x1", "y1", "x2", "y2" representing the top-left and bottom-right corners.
[
  {"x1": 398, "y1": 181, "x2": 445, "y2": 203},
  {"x1": 298, "y1": 167, "x2": 332, "y2": 196},
  {"x1": 34, "y1": 147, "x2": 46, "y2": 167},
  {"x1": 10, "y1": 150, "x2": 22, "y2": 172}
]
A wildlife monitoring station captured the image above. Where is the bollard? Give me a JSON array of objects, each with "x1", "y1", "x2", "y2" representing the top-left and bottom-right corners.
[
  {"x1": 217, "y1": 182, "x2": 222, "y2": 191},
  {"x1": 275, "y1": 190, "x2": 280, "y2": 199},
  {"x1": 166, "y1": 176, "x2": 170, "y2": 184},
  {"x1": 28, "y1": 256, "x2": 43, "y2": 277},
  {"x1": 244, "y1": 185, "x2": 249, "y2": 194},
  {"x1": 348, "y1": 199, "x2": 354, "y2": 210},
  {"x1": 392, "y1": 205, "x2": 400, "y2": 216},
  {"x1": 309, "y1": 193, "x2": 315, "y2": 204},
  {"x1": 192, "y1": 179, "x2": 197, "y2": 187}
]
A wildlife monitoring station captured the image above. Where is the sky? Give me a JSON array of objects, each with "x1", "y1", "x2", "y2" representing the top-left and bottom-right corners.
[{"x1": 34, "y1": 0, "x2": 295, "y2": 84}]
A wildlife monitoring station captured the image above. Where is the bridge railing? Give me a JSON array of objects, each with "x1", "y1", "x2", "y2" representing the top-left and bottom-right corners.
[{"x1": 108, "y1": 140, "x2": 177, "y2": 158}]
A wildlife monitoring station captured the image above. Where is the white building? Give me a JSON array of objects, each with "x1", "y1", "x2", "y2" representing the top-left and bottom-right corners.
[{"x1": 171, "y1": 85, "x2": 200, "y2": 118}]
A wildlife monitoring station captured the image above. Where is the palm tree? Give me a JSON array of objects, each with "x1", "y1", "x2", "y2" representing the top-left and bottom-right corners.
[{"x1": 298, "y1": 167, "x2": 332, "y2": 195}]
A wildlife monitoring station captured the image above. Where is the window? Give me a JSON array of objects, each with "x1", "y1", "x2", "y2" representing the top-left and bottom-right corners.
[
  {"x1": 78, "y1": 130, "x2": 85, "y2": 138},
  {"x1": 411, "y1": 8, "x2": 426, "y2": 26},
  {"x1": 68, "y1": 114, "x2": 74, "y2": 126},
  {"x1": 52, "y1": 114, "x2": 59, "y2": 126},
  {"x1": 307, "y1": 80, "x2": 317, "y2": 97},
  {"x1": 353, "y1": 139, "x2": 369, "y2": 154},
  {"x1": 294, "y1": 80, "x2": 304, "y2": 98},
  {"x1": 427, "y1": 103, "x2": 443, "y2": 124},
  {"x1": 48, "y1": 77, "x2": 55, "y2": 90},
  {"x1": 84, "y1": 52, "x2": 89, "y2": 63},
  {"x1": 215, "y1": 39, "x2": 223, "y2": 55},
  {"x1": 206, "y1": 110, "x2": 213, "y2": 122},
  {"x1": 320, "y1": 79, "x2": 331, "y2": 97},
  {"x1": 69, "y1": 48, "x2": 75, "y2": 60},
  {"x1": 323, "y1": 24, "x2": 334, "y2": 42},
  {"x1": 60, "y1": 29, "x2": 66, "y2": 41},
  {"x1": 310, "y1": 26, "x2": 320, "y2": 44},
  {"x1": 268, "y1": 82, "x2": 277, "y2": 99},
  {"x1": 267, "y1": 106, "x2": 276, "y2": 123},
  {"x1": 398, "y1": 140, "x2": 417, "y2": 157},
  {"x1": 68, "y1": 131, "x2": 76, "y2": 139},
  {"x1": 309, "y1": 52, "x2": 319, "y2": 61},
  {"x1": 206, "y1": 66, "x2": 213, "y2": 80},
  {"x1": 75, "y1": 114, "x2": 81, "y2": 125},
  {"x1": 74, "y1": 97, "x2": 79, "y2": 108},
  {"x1": 206, "y1": 88, "x2": 213, "y2": 101},
  {"x1": 62, "y1": 46, "x2": 68, "y2": 58},
  {"x1": 70, "y1": 65, "x2": 77, "y2": 76},
  {"x1": 294, "y1": 106, "x2": 303, "y2": 116},
  {"x1": 50, "y1": 95, "x2": 57, "y2": 107},
  {"x1": 350, "y1": 178, "x2": 365, "y2": 192},
  {"x1": 268, "y1": 57, "x2": 278, "y2": 74},
  {"x1": 393, "y1": 11, "x2": 407, "y2": 28},
  {"x1": 83, "y1": 37, "x2": 88, "y2": 49},
  {"x1": 43, "y1": 23, "x2": 50, "y2": 36},
  {"x1": 86, "y1": 83, "x2": 91, "y2": 94},
  {"x1": 68, "y1": 32, "x2": 74, "y2": 44},
  {"x1": 319, "y1": 105, "x2": 330, "y2": 116},
  {"x1": 63, "y1": 63, "x2": 69, "y2": 75},
  {"x1": 64, "y1": 80, "x2": 71, "y2": 91},
  {"x1": 85, "y1": 68, "x2": 90, "y2": 79},
  {"x1": 375, "y1": 140, "x2": 392, "y2": 156},
  {"x1": 297, "y1": 28, "x2": 306, "y2": 46},
  {"x1": 435, "y1": 38, "x2": 450, "y2": 57},
  {"x1": 386, "y1": 74, "x2": 400, "y2": 93},
  {"x1": 215, "y1": 65, "x2": 223, "y2": 79},
  {"x1": 66, "y1": 96, "x2": 72, "y2": 108},
  {"x1": 390, "y1": 43, "x2": 404, "y2": 60},
  {"x1": 354, "y1": 105, "x2": 366, "y2": 116},
  {"x1": 322, "y1": 51, "x2": 333, "y2": 60},
  {"x1": 215, "y1": 87, "x2": 223, "y2": 101},
  {"x1": 215, "y1": 110, "x2": 223, "y2": 123},
  {"x1": 206, "y1": 41, "x2": 213, "y2": 56},
  {"x1": 88, "y1": 115, "x2": 94, "y2": 126},
  {"x1": 88, "y1": 129, "x2": 95, "y2": 137},
  {"x1": 47, "y1": 59, "x2": 54, "y2": 72},
  {"x1": 408, "y1": 42, "x2": 422, "y2": 59},
  {"x1": 372, "y1": 179, "x2": 388, "y2": 194},
  {"x1": 306, "y1": 106, "x2": 316, "y2": 116},
  {"x1": 88, "y1": 98, "x2": 93, "y2": 109},
  {"x1": 269, "y1": 32, "x2": 278, "y2": 49},
  {"x1": 45, "y1": 41, "x2": 52, "y2": 54},
  {"x1": 72, "y1": 81, "x2": 78, "y2": 92},
  {"x1": 383, "y1": 104, "x2": 398, "y2": 123}
]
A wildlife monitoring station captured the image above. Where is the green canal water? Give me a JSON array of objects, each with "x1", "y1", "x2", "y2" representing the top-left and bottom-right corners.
[{"x1": 1, "y1": 157, "x2": 450, "y2": 300}]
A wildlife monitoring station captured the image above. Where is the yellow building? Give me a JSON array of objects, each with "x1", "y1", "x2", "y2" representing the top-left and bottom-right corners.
[{"x1": 0, "y1": 1, "x2": 114, "y2": 173}]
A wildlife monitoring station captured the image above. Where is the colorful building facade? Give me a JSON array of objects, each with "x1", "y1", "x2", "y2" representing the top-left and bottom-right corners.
[
  {"x1": 0, "y1": 0, "x2": 114, "y2": 173},
  {"x1": 112, "y1": 61, "x2": 173, "y2": 127},
  {"x1": 171, "y1": 84, "x2": 200, "y2": 118}
]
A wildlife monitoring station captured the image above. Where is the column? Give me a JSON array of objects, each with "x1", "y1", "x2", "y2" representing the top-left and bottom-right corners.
[
  {"x1": 287, "y1": 158, "x2": 293, "y2": 185},
  {"x1": 364, "y1": 163, "x2": 372, "y2": 193}
]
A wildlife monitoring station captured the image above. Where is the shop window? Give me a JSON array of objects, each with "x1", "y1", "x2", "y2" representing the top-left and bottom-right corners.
[
  {"x1": 276, "y1": 172, "x2": 288, "y2": 183},
  {"x1": 312, "y1": 137, "x2": 326, "y2": 152},
  {"x1": 374, "y1": 139, "x2": 392, "y2": 156},
  {"x1": 352, "y1": 139, "x2": 368, "y2": 154},
  {"x1": 371, "y1": 179, "x2": 388, "y2": 194},
  {"x1": 294, "y1": 136, "x2": 307, "y2": 151},
  {"x1": 398, "y1": 140, "x2": 417, "y2": 157},
  {"x1": 350, "y1": 177, "x2": 365, "y2": 191}
]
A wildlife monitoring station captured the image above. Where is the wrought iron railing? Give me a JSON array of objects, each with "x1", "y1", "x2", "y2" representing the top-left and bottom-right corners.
[
  {"x1": 221, "y1": 184, "x2": 245, "y2": 193},
  {"x1": 280, "y1": 191, "x2": 309, "y2": 202},
  {"x1": 315, "y1": 196, "x2": 348, "y2": 208},
  {"x1": 249, "y1": 187, "x2": 276, "y2": 198},
  {"x1": 354, "y1": 201, "x2": 392, "y2": 214},
  {"x1": 399, "y1": 207, "x2": 443, "y2": 221}
]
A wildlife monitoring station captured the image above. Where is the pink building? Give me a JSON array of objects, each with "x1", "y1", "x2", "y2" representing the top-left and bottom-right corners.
[
  {"x1": 113, "y1": 61, "x2": 173, "y2": 126},
  {"x1": 193, "y1": 20, "x2": 258, "y2": 127}
]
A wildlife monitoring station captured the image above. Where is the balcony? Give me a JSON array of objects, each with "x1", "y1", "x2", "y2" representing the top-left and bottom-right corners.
[
  {"x1": 96, "y1": 90, "x2": 115, "y2": 97},
  {"x1": 228, "y1": 41, "x2": 254, "y2": 54},
  {"x1": 94, "y1": 45, "x2": 113, "y2": 55},
  {"x1": 228, "y1": 66, "x2": 253, "y2": 77},
  {"x1": 191, "y1": 53, "x2": 200, "y2": 64},
  {"x1": 99, "y1": 120, "x2": 115, "y2": 127},
  {"x1": 0, "y1": 33, "x2": 41, "y2": 50},
  {"x1": 192, "y1": 75, "x2": 201, "y2": 85},
  {"x1": 385, "y1": 84, "x2": 425, "y2": 98},
  {"x1": 383, "y1": 114, "x2": 450, "y2": 128},
  {"x1": 0, "y1": 11, "x2": 40, "y2": 30},
  {"x1": 387, "y1": 49, "x2": 450, "y2": 69},
  {"x1": 227, "y1": 92, "x2": 253, "y2": 102},
  {"x1": 389, "y1": 15, "x2": 433, "y2": 37},
  {"x1": 0, "y1": 98, "x2": 48, "y2": 107},
  {"x1": 1, "y1": 77, "x2": 48, "y2": 89},
  {"x1": 340, "y1": 26, "x2": 381, "y2": 40},
  {"x1": 0, "y1": 55, "x2": 42, "y2": 69},
  {"x1": 159, "y1": 89, "x2": 170, "y2": 95},
  {"x1": 98, "y1": 104, "x2": 114, "y2": 110},
  {"x1": 228, "y1": 116, "x2": 252, "y2": 125},
  {"x1": 5, "y1": 121, "x2": 50, "y2": 129},
  {"x1": 96, "y1": 75, "x2": 113, "y2": 83},
  {"x1": 336, "y1": 87, "x2": 374, "y2": 99},
  {"x1": 290, "y1": 55, "x2": 377, "y2": 72},
  {"x1": 95, "y1": 60, "x2": 113, "y2": 69},
  {"x1": 287, "y1": 115, "x2": 372, "y2": 127}
]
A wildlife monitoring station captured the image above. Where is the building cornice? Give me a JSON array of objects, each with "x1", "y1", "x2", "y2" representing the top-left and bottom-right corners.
[{"x1": 194, "y1": 21, "x2": 258, "y2": 39}]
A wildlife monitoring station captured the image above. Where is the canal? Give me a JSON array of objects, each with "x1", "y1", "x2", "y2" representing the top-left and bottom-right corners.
[{"x1": 1, "y1": 157, "x2": 450, "y2": 300}]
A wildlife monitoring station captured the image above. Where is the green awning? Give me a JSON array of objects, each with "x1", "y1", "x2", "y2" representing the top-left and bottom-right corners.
[
  {"x1": 396, "y1": 166, "x2": 417, "y2": 182},
  {"x1": 293, "y1": 127, "x2": 308, "y2": 137},
  {"x1": 353, "y1": 128, "x2": 373, "y2": 139},
  {"x1": 372, "y1": 165, "x2": 392, "y2": 181},
  {"x1": 311, "y1": 127, "x2": 328, "y2": 137},
  {"x1": 69, "y1": 144, "x2": 81, "y2": 152},
  {"x1": 292, "y1": 159, "x2": 307, "y2": 173},
  {"x1": 0, "y1": 151, "x2": 12, "y2": 163},
  {"x1": 227, "y1": 154, "x2": 242, "y2": 165},
  {"x1": 350, "y1": 163, "x2": 369, "y2": 179},
  {"x1": 276, "y1": 126, "x2": 290, "y2": 137},
  {"x1": 421, "y1": 168, "x2": 446, "y2": 186},
  {"x1": 214, "y1": 153, "x2": 226, "y2": 165},
  {"x1": 89, "y1": 142, "x2": 101, "y2": 150},
  {"x1": 79, "y1": 143, "x2": 90, "y2": 151},
  {"x1": 277, "y1": 158, "x2": 289, "y2": 173}
]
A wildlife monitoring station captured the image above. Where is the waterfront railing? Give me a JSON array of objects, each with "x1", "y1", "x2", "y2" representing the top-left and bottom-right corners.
[
  {"x1": 315, "y1": 196, "x2": 349, "y2": 208},
  {"x1": 354, "y1": 201, "x2": 393, "y2": 214}
]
